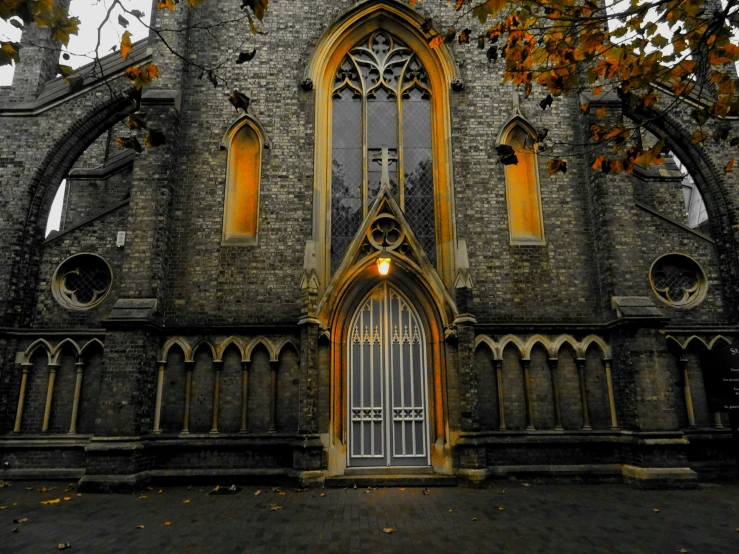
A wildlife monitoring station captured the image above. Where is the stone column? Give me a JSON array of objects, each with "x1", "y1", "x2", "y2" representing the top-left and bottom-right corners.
[
  {"x1": 13, "y1": 363, "x2": 32, "y2": 433},
  {"x1": 521, "y1": 359, "x2": 535, "y2": 431},
  {"x1": 210, "y1": 360, "x2": 222, "y2": 434},
  {"x1": 152, "y1": 361, "x2": 167, "y2": 434},
  {"x1": 494, "y1": 359, "x2": 506, "y2": 430},
  {"x1": 456, "y1": 320, "x2": 480, "y2": 432},
  {"x1": 268, "y1": 360, "x2": 279, "y2": 433},
  {"x1": 181, "y1": 361, "x2": 194, "y2": 434},
  {"x1": 68, "y1": 360, "x2": 85, "y2": 434},
  {"x1": 548, "y1": 358, "x2": 564, "y2": 431},
  {"x1": 41, "y1": 363, "x2": 59, "y2": 432},
  {"x1": 240, "y1": 361, "x2": 250, "y2": 433},
  {"x1": 677, "y1": 354, "x2": 696, "y2": 428},
  {"x1": 604, "y1": 358, "x2": 619, "y2": 430},
  {"x1": 576, "y1": 358, "x2": 591, "y2": 431}
]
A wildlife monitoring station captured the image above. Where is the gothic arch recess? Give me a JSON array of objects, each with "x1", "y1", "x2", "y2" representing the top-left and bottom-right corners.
[
  {"x1": 623, "y1": 106, "x2": 739, "y2": 320},
  {"x1": 6, "y1": 91, "x2": 138, "y2": 325},
  {"x1": 306, "y1": 0, "x2": 460, "y2": 295}
]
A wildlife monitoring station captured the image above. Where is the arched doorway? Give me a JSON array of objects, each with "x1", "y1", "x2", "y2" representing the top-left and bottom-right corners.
[{"x1": 347, "y1": 281, "x2": 430, "y2": 467}]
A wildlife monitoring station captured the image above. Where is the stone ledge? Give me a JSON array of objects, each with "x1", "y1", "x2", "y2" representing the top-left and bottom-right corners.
[
  {"x1": 621, "y1": 464, "x2": 698, "y2": 489},
  {"x1": 0, "y1": 468, "x2": 85, "y2": 480}
]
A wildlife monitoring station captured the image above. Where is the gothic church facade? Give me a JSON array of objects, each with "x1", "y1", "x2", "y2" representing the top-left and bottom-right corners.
[{"x1": 1, "y1": 0, "x2": 739, "y2": 489}]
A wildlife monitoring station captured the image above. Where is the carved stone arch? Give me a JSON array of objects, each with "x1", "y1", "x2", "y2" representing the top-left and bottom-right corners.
[
  {"x1": 244, "y1": 336, "x2": 277, "y2": 362},
  {"x1": 188, "y1": 339, "x2": 218, "y2": 363},
  {"x1": 496, "y1": 111, "x2": 538, "y2": 146},
  {"x1": 553, "y1": 334, "x2": 579, "y2": 358},
  {"x1": 524, "y1": 334, "x2": 555, "y2": 359},
  {"x1": 709, "y1": 335, "x2": 732, "y2": 349},
  {"x1": 665, "y1": 334, "x2": 685, "y2": 353},
  {"x1": 580, "y1": 335, "x2": 611, "y2": 359},
  {"x1": 51, "y1": 338, "x2": 82, "y2": 364},
  {"x1": 306, "y1": 0, "x2": 460, "y2": 293},
  {"x1": 624, "y1": 106, "x2": 739, "y2": 319},
  {"x1": 683, "y1": 334, "x2": 709, "y2": 352},
  {"x1": 23, "y1": 338, "x2": 54, "y2": 365},
  {"x1": 498, "y1": 334, "x2": 526, "y2": 359},
  {"x1": 474, "y1": 334, "x2": 500, "y2": 360},
  {"x1": 275, "y1": 338, "x2": 299, "y2": 360},
  {"x1": 79, "y1": 338, "x2": 105, "y2": 358},
  {"x1": 5, "y1": 91, "x2": 139, "y2": 326},
  {"x1": 216, "y1": 336, "x2": 246, "y2": 361},
  {"x1": 161, "y1": 337, "x2": 191, "y2": 363}
]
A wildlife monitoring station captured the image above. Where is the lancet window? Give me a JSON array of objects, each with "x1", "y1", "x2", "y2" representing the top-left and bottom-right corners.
[{"x1": 331, "y1": 31, "x2": 436, "y2": 271}]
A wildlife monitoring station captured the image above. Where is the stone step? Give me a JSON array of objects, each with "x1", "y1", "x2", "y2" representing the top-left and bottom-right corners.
[
  {"x1": 324, "y1": 474, "x2": 457, "y2": 488},
  {"x1": 344, "y1": 467, "x2": 435, "y2": 476}
]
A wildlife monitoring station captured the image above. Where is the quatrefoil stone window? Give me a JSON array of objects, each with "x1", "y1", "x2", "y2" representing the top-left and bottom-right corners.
[
  {"x1": 52, "y1": 254, "x2": 113, "y2": 311},
  {"x1": 649, "y1": 254, "x2": 707, "y2": 309}
]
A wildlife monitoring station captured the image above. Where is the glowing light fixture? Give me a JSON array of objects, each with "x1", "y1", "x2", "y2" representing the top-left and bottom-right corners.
[{"x1": 377, "y1": 257, "x2": 391, "y2": 276}]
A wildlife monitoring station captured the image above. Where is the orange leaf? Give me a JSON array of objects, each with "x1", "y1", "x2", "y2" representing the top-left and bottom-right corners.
[
  {"x1": 121, "y1": 30, "x2": 133, "y2": 60},
  {"x1": 157, "y1": 0, "x2": 175, "y2": 10},
  {"x1": 724, "y1": 158, "x2": 735, "y2": 172},
  {"x1": 456, "y1": 0, "x2": 464, "y2": 10},
  {"x1": 429, "y1": 34, "x2": 443, "y2": 49},
  {"x1": 596, "y1": 107, "x2": 606, "y2": 119},
  {"x1": 592, "y1": 156, "x2": 606, "y2": 171},
  {"x1": 691, "y1": 130, "x2": 708, "y2": 144}
]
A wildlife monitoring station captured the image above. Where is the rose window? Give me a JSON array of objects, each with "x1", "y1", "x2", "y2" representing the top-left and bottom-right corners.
[
  {"x1": 649, "y1": 254, "x2": 707, "y2": 308},
  {"x1": 52, "y1": 254, "x2": 113, "y2": 310}
]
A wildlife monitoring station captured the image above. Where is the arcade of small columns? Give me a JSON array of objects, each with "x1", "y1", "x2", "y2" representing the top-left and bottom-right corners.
[
  {"x1": 474, "y1": 334, "x2": 618, "y2": 431},
  {"x1": 152, "y1": 336, "x2": 298, "y2": 435},
  {"x1": 12, "y1": 338, "x2": 103, "y2": 435},
  {"x1": 7, "y1": 333, "x2": 734, "y2": 436}
]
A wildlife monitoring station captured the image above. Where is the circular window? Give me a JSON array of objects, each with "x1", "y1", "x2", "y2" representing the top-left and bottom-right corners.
[
  {"x1": 52, "y1": 254, "x2": 113, "y2": 311},
  {"x1": 649, "y1": 254, "x2": 707, "y2": 309}
]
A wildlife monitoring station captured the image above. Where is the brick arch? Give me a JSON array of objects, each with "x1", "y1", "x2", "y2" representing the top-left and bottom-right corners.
[
  {"x1": 624, "y1": 106, "x2": 739, "y2": 320},
  {"x1": 6, "y1": 89, "x2": 139, "y2": 326}
]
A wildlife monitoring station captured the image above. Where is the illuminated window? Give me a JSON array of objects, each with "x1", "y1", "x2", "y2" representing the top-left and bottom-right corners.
[
  {"x1": 502, "y1": 124, "x2": 545, "y2": 244},
  {"x1": 222, "y1": 120, "x2": 263, "y2": 245}
]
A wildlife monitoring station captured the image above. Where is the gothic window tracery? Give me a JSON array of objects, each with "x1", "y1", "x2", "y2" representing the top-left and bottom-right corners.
[{"x1": 331, "y1": 31, "x2": 436, "y2": 271}]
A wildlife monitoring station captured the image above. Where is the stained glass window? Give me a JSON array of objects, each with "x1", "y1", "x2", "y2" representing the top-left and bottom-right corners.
[{"x1": 330, "y1": 31, "x2": 436, "y2": 272}]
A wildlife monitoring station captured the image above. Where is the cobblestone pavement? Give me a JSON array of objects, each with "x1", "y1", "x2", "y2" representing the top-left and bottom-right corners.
[{"x1": 1, "y1": 480, "x2": 739, "y2": 553}]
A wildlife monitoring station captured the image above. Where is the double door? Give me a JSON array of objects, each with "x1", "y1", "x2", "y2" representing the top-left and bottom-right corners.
[{"x1": 347, "y1": 282, "x2": 429, "y2": 467}]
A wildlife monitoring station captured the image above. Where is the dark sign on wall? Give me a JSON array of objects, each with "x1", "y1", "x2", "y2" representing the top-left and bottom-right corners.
[{"x1": 700, "y1": 342, "x2": 739, "y2": 412}]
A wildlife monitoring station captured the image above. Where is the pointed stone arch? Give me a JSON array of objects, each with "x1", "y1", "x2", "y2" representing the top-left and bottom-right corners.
[
  {"x1": 498, "y1": 334, "x2": 526, "y2": 359},
  {"x1": 161, "y1": 337, "x2": 191, "y2": 363},
  {"x1": 709, "y1": 335, "x2": 732, "y2": 350},
  {"x1": 306, "y1": 0, "x2": 460, "y2": 293},
  {"x1": 51, "y1": 338, "x2": 82, "y2": 364},
  {"x1": 553, "y1": 334, "x2": 580, "y2": 358},
  {"x1": 188, "y1": 339, "x2": 217, "y2": 362},
  {"x1": 23, "y1": 338, "x2": 54, "y2": 364},
  {"x1": 244, "y1": 336, "x2": 277, "y2": 362},
  {"x1": 216, "y1": 336, "x2": 246, "y2": 361},
  {"x1": 275, "y1": 338, "x2": 299, "y2": 360},
  {"x1": 80, "y1": 338, "x2": 105, "y2": 358},
  {"x1": 475, "y1": 334, "x2": 500, "y2": 360},
  {"x1": 524, "y1": 334, "x2": 555, "y2": 359},
  {"x1": 580, "y1": 335, "x2": 611, "y2": 359}
]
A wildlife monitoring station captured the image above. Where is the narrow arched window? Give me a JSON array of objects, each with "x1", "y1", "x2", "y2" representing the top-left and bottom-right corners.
[
  {"x1": 330, "y1": 31, "x2": 436, "y2": 271},
  {"x1": 502, "y1": 124, "x2": 545, "y2": 244},
  {"x1": 222, "y1": 121, "x2": 263, "y2": 245}
]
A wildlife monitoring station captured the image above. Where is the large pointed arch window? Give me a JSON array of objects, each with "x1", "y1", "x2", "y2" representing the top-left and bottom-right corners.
[{"x1": 331, "y1": 31, "x2": 436, "y2": 271}]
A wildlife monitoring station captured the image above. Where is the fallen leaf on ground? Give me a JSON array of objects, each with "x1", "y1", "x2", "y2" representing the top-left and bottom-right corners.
[
  {"x1": 25, "y1": 487, "x2": 32, "y2": 491},
  {"x1": 137, "y1": 525, "x2": 144, "y2": 529},
  {"x1": 158, "y1": 490, "x2": 163, "y2": 494},
  {"x1": 138, "y1": 495, "x2": 147, "y2": 499},
  {"x1": 57, "y1": 542, "x2": 71, "y2": 550},
  {"x1": 522, "y1": 483, "x2": 530, "y2": 487},
  {"x1": 63, "y1": 497, "x2": 71, "y2": 501},
  {"x1": 254, "y1": 490, "x2": 262, "y2": 496},
  {"x1": 37, "y1": 487, "x2": 56, "y2": 492},
  {"x1": 422, "y1": 489, "x2": 431, "y2": 495},
  {"x1": 270, "y1": 504, "x2": 282, "y2": 511},
  {"x1": 364, "y1": 489, "x2": 371, "y2": 494},
  {"x1": 11, "y1": 527, "x2": 18, "y2": 533},
  {"x1": 398, "y1": 488, "x2": 406, "y2": 491},
  {"x1": 678, "y1": 549, "x2": 687, "y2": 553},
  {"x1": 272, "y1": 487, "x2": 282, "y2": 493},
  {"x1": 76, "y1": 494, "x2": 81, "y2": 497},
  {"x1": 472, "y1": 517, "x2": 478, "y2": 521},
  {"x1": 183, "y1": 499, "x2": 190, "y2": 504},
  {"x1": 653, "y1": 508, "x2": 660, "y2": 513},
  {"x1": 41, "y1": 498, "x2": 60, "y2": 505},
  {"x1": 320, "y1": 493, "x2": 326, "y2": 497},
  {"x1": 449, "y1": 509, "x2": 453, "y2": 512},
  {"x1": 164, "y1": 522, "x2": 171, "y2": 526},
  {"x1": 383, "y1": 527, "x2": 394, "y2": 534},
  {"x1": 0, "y1": 506, "x2": 6, "y2": 510},
  {"x1": 63, "y1": 489, "x2": 69, "y2": 493},
  {"x1": 229, "y1": 485, "x2": 237, "y2": 491},
  {"x1": 278, "y1": 491, "x2": 286, "y2": 496},
  {"x1": 13, "y1": 517, "x2": 28, "y2": 524},
  {"x1": 214, "y1": 485, "x2": 220, "y2": 491},
  {"x1": 498, "y1": 507, "x2": 504, "y2": 511}
]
